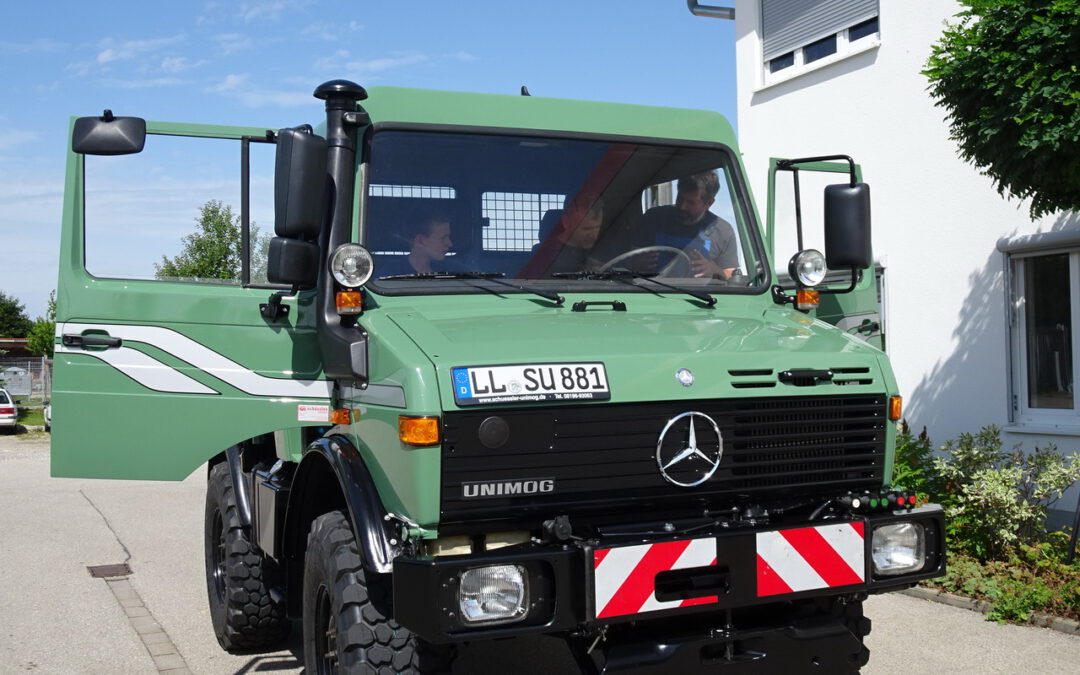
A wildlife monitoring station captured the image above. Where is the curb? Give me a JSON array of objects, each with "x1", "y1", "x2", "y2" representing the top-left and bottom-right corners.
[{"x1": 900, "y1": 586, "x2": 1080, "y2": 636}]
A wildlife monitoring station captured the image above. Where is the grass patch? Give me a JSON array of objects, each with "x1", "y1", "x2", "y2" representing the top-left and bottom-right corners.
[{"x1": 17, "y1": 407, "x2": 44, "y2": 427}]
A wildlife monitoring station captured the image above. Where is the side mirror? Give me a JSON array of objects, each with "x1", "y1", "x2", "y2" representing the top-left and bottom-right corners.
[
  {"x1": 72, "y1": 111, "x2": 146, "y2": 155},
  {"x1": 266, "y1": 238, "x2": 319, "y2": 288},
  {"x1": 824, "y1": 182, "x2": 871, "y2": 269},
  {"x1": 275, "y1": 127, "x2": 328, "y2": 240}
]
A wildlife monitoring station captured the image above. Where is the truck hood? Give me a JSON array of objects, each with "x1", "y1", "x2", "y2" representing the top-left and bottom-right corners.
[{"x1": 386, "y1": 299, "x2": 889, "y2": 408}]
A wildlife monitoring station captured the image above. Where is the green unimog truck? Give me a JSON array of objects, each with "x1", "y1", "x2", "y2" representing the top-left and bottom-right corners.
[{"x1": 53, "y1": 80, "x2": 943, "y2": 674}]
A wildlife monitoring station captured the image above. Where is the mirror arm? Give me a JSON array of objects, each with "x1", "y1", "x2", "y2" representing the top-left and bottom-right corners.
[
  {"x1": 818, "y1": 267, "x2": 860, "y2": 296},
  {"x1": 260, "y1": 287, "x2": 297, "y2": 322}
]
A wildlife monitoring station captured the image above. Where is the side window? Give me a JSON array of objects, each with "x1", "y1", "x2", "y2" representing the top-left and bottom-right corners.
[
  {"x1": 1011, "y1": 252, "x2": 1077, "y2": 422},
  {"x1": 83, "y1": 133, "x2": 275, "y2": 285}
]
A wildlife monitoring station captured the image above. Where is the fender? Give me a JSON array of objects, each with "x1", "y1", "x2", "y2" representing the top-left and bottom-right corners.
[{"x1": 284, "y1": 434, "x2": 396, "y2": 575}]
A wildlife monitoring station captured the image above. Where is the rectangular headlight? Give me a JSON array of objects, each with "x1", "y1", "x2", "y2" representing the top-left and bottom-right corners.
[
  {"x1": 872, "y1": 522, "x2": 926, "y2": 576},
  {"x1": 458, "y1": 564, "x2": 529, "y2": 625}
]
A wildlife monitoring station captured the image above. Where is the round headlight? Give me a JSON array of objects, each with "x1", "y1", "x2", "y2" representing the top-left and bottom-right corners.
[
  {"x1": 789, "y1": 249, "x2": 827, "y2": 287},
  {"x1": 329, "y1": 243, "x2": 373, "y2": 288}
]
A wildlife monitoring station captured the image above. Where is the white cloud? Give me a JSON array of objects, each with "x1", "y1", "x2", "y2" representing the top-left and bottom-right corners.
[
  {"x1": 98, "y1": 77, "x2": 187, "y2": 89},
  {"x1": 0, "y1": 38, "x2": 66, "y2": 54},
  {"x1": 160, "y1": 56, "x2": 206, "y2": 73},
  {"x1": 237, "y1": 0, "x2": 306, "y2": 22},
  {"x1": 315, "y1": 50, "x2": 429, "y2": 80},
  {"x1": 302, "y1": 20, "x2": 364, "y2": 41},
  {"x1": 214, "y1": 33, "x2": 253, "y2": 55},
  {"x1": 206, "y1": 74, "x2": 310, "y2": 108},
  {"x1": 95, "y1": 35, "x2": 186, "y2": 65},
  {"x1": 0, "y1": 129, "x2": 37, "y2": 151}
]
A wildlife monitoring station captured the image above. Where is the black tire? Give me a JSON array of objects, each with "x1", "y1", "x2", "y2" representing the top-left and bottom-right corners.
[
  {"x1": 204, "y1": 462, "x2": 289, "y2": 650},
  {"x1": 302, "y1": 510, "x2": 456, "y2": 674}
]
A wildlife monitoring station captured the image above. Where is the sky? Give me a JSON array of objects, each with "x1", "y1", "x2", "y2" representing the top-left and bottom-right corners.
[{"x1": 0, "y1": 1, "x2": 737, "y2": 319}]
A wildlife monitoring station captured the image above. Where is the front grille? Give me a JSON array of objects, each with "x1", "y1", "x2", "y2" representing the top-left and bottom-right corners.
[{"x1": 440, "y1": 394, "x2": 886, "y2": 525}]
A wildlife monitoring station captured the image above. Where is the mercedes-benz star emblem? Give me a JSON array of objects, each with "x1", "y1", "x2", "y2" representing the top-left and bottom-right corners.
[{"x1": 656, "y1": 411, "x2": 723, "y2": 487}]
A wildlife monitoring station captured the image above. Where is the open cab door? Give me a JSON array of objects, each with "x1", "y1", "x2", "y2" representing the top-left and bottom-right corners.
[
  {"x1": 53, "y1": 115, "x2": 330, "y2": 479},
  {"x1": 767, "y1": 156, "x2": 885, "y2": 352}
]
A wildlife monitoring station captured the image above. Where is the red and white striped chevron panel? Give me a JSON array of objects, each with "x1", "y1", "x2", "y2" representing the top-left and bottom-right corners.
[
  {"x1": 756, "y1": 522, "x2": 865, "y2": 597},
  {"x1": 593, "y1": 538, "x2": 717, "y2": 620}
]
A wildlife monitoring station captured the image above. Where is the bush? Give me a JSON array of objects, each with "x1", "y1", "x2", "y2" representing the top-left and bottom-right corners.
[
  {"x1": 931, "y1": 426, "x2": 1080, "y2": 560},
  {"x1": 895, "y1": 424, "x2": 1080, "y2": 624}
]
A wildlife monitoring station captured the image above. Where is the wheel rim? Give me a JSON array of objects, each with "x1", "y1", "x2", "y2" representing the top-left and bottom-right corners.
[
  {"x1": 210, "y1": 510, "x2": 226, "y2": 603},
  {"x1": 314, "y1": 584, "x2": 338, "y2": 674}
]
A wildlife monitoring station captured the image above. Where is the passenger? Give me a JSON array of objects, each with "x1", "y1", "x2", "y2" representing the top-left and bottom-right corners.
[
  {"x1": 379, "y1": 210, "x2": 454, "y2": 276},
  {"x1": 521, "y1": 195, "x2": 604, "y2": 277},
  {"x1": 643, "y1": 171, "x2": 739, "y2": 280}
]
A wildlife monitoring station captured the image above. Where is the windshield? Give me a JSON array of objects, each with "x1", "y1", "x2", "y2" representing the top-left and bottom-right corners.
[{"x1": 363, "y1": 130, "x2": 766, "y2": 295}]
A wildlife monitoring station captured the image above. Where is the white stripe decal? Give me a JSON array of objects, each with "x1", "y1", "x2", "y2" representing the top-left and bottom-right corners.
[
  {"x1": 637, "y1": 538, "x2": 717, "y2": 613},
  {"x1": 60, "y1": 322, "x2": 331, "y2": 399},
  {"x1": 755, "y1": 531, "x2": 827, "y2": 592},
  {"x1": 67, "y1": 345, "x2": 219, "y2": 395},
  {"x1": 594, "y1": 546, "x2": 650, "y2": 615},
  {"x1": 816, "y1": 524, "x2": 866, "y2": 580}
]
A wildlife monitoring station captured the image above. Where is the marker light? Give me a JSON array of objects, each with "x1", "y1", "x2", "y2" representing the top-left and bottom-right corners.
[
  {"x1": 399, "y1": 415, "x2": 440, "y2": 446},
  {"x1": 872, "y1": 522, "x2": 926, "y2": 576},
  {"x1": 796, "y1": 289, "x2": 820, "y2": 311},
  {"x1": 888, "y1": 395, "x2": 903, "y2": 421},
  {"x1": 458, "y1": 565, "x2": 529, "y2": 625},
  {"x1": 789, "y1": 249, "x2": 828, "y2": 287},
  {"x1": 330, "y1": 408, "x2": 353, "y2": 425},
  {"x1": 336, "y1": 291, "x2": 363, "y2": 315},
  {"x1": 329, "y1": 243, "x2": 373, "y2": 288}
]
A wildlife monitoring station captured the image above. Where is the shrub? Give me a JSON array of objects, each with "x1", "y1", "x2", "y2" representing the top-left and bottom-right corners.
[{"x1": 932, "y1": 426, "x2": 1080, "y2": 560}]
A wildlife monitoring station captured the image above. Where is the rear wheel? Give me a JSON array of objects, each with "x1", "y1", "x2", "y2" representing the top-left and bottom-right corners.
[
  {"x1": 204, "y1": 462, "x2": 289, "y2": 650},
  {"x1": 302, "y1": 509, "x2": 456, "y2": 674}
]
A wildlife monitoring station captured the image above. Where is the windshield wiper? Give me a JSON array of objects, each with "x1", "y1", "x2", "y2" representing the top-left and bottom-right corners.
[
  {"x1": 553, "y1": 269, "x2": 716, "y2": 307},
  {"x1": 378, "y1": 271, "x2": 564, "y2": 306}
]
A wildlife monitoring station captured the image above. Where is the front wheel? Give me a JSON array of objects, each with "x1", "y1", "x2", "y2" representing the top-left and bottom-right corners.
[
  {"x1": 302, "y1": 510, "x2": 455, "y2": 674},
  {"x1": 204, "y1": 462, "x2": 289, "y2": 650}
]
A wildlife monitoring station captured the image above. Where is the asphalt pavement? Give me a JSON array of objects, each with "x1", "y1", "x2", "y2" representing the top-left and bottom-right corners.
[{"x1": 2, "y1": 432, "x2": 1079, "y2": 674}]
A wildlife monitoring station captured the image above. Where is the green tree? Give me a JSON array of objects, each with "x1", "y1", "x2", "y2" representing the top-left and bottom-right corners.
[
  {"x1": 923, "y1": 1, "x2": 1080, "y2": 219},
  {"x1": 26, "y1": 291, "x2": 56, "y2": 357},
  {"x1": 0, "y1": 291, "x2": 33, "y2": 338},
  {"x1": 155, "y1": 200, "x2": 268, "y2": 282}
]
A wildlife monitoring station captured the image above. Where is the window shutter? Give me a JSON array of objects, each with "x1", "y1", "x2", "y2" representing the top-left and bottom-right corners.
[{"x1": 761, "y1": 0, "x2": 878, "y2": 60}]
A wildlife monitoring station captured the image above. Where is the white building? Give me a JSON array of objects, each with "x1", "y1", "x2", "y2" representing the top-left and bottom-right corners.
[{"x1": 731, "y1": 0, "x2": 1079, "y2": 523}]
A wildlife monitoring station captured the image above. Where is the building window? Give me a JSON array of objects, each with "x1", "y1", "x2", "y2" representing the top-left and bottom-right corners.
[
  {"x1": 760, "y1": 0, "x2": 879, "y2": 85},
  {"x1": 1011, "y1": 252, "x2": 1079, "y2": 424}
]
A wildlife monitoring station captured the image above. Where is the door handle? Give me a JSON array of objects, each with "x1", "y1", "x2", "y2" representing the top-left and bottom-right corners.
[{"x1": 62, "y1": 334, "x2": 123, "y2": 349}]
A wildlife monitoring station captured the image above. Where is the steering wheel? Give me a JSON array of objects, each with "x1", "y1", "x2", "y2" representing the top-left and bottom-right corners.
[{"x1": 598, "y1": 246, "x2": 692, "y2": 274}]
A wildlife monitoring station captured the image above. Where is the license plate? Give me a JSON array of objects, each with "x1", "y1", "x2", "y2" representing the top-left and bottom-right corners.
[{"x1": 451, "y1": 362, "x2": 610, "y2": 406}]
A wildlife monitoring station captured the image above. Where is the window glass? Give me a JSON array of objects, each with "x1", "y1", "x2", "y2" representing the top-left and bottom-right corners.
[
  {"x1": 1024, "y1": 254, "x2": 1073, "y2": 409},
  {"x1": 769, "y1": 52, "x2": 795, "y2": 73},
  {"x1": 84, "y1": 133, "x2": 274, "y2": 285},
  {"x1": 0, "y1": 391, "x2": 9, "y2": 404},
  {"x1": 803, "y1": 35, "x2": 838, "y2": 63},
  {"x1": 849, "y1": 16, "x2": 879, "y2": 42},
  {"x1": 363, "y1": 131, "x2": 764, "y2": 293}
]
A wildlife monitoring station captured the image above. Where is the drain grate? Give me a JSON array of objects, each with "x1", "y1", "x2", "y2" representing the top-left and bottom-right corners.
[{"x1": 87, "y1": 563, "x2": 132, "y2": 578}]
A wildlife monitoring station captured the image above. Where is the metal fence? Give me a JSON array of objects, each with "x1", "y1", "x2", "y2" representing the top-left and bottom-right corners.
[{"x1": 0, "y1": 357, "x2": 52, "y2": 400}]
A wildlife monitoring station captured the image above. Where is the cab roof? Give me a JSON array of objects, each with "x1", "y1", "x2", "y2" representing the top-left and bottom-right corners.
[{"x1": 359, "y1": 86, "x2": 737, "y2": 147}]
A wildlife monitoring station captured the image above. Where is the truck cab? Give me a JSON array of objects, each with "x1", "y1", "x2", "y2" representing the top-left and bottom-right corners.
[{"x1": 53, "y1": 81, "x2": 943, "y2": 674}]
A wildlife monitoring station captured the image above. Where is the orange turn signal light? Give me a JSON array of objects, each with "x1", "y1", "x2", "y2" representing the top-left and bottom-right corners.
[
  {"x1": 336, "y1": 291, "x2": 363, "y2": 315},
  {"x1": 330, "y1": 408, "x2": 354, "y2": 425},
  {"x1": 399, "y1": 416, "x2": 440, "y2": 446},
  {"x1": 888, "y1": 395, "x2": 903, "y2": 421},
  {"x1": 795, "y1": 289, "x2": 820, "y2": 311}
]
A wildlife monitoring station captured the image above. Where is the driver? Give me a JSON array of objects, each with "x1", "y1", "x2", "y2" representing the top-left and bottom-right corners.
[{"x1": 643, "y1": 171, "x2": 738, "y2": 280}]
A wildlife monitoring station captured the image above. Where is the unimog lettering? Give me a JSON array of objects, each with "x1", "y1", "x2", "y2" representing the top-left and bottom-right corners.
[
  {"x1": 54, "y1": 79, "x2": 945, "y2": 674},
  {"x1": 463, "y1": 479, "x2": 556, "y2": 499}
]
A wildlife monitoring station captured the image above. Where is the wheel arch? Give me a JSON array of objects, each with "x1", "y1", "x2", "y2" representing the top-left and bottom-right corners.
[{"x1": 281, "y1": 434, "x2": 397, "y2": 616}]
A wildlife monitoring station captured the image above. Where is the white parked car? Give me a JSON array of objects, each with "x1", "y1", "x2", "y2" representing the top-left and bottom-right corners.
[
  {"x1": 0, "y1": 389, "x2": 16, "y2": 432},
  {"x1": 43, "y1": 400, "x2": 51, "y2": 431}
]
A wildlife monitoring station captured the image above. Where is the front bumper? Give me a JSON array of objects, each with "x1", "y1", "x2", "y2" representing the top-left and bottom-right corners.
[{"x1": 393, "y1": 505, "x2": 944, "y2": 643}]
